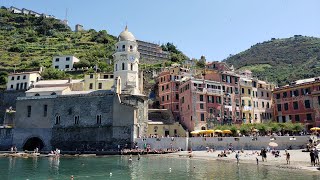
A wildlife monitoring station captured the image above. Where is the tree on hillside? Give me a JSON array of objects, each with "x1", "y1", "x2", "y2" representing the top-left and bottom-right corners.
[
  {"x1": 91, "y1": 30, "x2": 109, "y2": 44},
  {"x1": 196, "y1": 56, "x2": 206, "y2": 68},
  {"x1": 41, "y1": 68, "x2": 68, "y2": 80},
  {"x1": 0, "y1": 72, "x2": 7, "y2": 85},
  {"x1": 161, "y1": 42, "x2": 188, "y2": 63}
]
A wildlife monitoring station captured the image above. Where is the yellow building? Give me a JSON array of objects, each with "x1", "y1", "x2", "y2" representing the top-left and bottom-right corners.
[
  {"x1": 84, "y1": 73, "x2": 114, "y2": 91},
  {"x1": 240, "y1": 78, "x2": 253, "y2": 123},
  {"x1": 147, "y1": 121, "x2": 187, "y2": 137}
]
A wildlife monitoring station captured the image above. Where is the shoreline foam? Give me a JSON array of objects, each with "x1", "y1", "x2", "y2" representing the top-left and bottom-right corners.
[{"x1": 157, "y1": 150, "x2": 320, "y2": 173}]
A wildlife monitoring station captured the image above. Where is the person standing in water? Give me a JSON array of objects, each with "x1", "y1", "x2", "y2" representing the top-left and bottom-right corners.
[
  {"x1": 235, "y1": 151, "x2": 240, "y2": 164},
  {"x1": 129, "y1": 154, "x2": 132, "y2": 162}
]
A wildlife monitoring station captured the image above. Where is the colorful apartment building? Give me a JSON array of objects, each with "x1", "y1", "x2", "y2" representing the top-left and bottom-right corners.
[
  {"x1": 273, "y1": 77, "x2": 320, "y2": 129},
  {"x1": 157, "y1": 62, "x2": 275, "y2": 131},
  {"x1": 220, "y1": 71, "x2": 241, "y2": 124},
  {"x1": 179, "y1": 78, "x2": 223, "y2": 131},
  {"x1": 157, "y1": 65, "x2": 190, "y2": 120},
  {"x1": 252, "y1": 79, "x2": 274, "y2": 123}
]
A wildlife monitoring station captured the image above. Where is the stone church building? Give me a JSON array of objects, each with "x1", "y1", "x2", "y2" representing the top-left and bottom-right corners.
[{"x1": 11, "y1": 27, "x2": 148, "y2": 151}]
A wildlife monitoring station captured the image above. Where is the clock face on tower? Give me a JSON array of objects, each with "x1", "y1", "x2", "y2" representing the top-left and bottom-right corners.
[{"x1": 129, "y1": 56, "x2": 135, "y2": 62}]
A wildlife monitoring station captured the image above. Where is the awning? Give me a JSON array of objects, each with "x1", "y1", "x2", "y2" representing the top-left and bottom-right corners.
[
  {"x1": 310, "y1": 127, "x2": 320, "y2": 131},
  {"x1": 214, "y1": 130, "x2": 223, "y2": 133},
  {"x1": 222, "y1": 130, "x2": 232, "y2": 134},
  {"x1": 190, "y1": 130, "x2": 202, "y2": 134}
]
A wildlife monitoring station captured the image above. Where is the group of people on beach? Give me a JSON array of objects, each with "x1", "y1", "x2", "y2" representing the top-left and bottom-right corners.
[
  {"x1": 309, "y1": 148, "x2": 319, "y2": 166},
  {"x1": 10, "y1": 146, "x2": 18, "y2": 153}
]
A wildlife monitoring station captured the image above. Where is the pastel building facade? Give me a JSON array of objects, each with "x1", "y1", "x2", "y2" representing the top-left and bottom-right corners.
[
  {"x1": 220, "y1": 71, "x2": 241, "y2": 124},
  {"x1": 179, "y1": 78, "x2": 223, "y2": 131},
  {"x1": 6, "y1": 71, "x2": 41, "y2": 91},
  {"x1": 83, "y1": 73, "x2": 114, "y2": 91},
  {"x1": 52, "y1": 56, "x2": 80, "y2": 71},
  {"x1": 273, "y1": 77, "x2": 320, "y2": 129},
  {"x1": 157, "y1": 65, "x2": 190, "y2": 120}
]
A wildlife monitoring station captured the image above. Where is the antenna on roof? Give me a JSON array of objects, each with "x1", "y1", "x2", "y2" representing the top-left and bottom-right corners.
[{"x1": 65, "y1": 8, "x2": 68, "y2": 21}]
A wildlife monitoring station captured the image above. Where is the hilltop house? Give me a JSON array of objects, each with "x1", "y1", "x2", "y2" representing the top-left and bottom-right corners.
[{"x1": 52, "y1": 55, "x2": 80, "y2": 71}]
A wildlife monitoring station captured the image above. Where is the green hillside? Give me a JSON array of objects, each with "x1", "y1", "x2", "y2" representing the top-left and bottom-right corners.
[
  {"x1": 0, "y1": 7, "x2": 189, "y2": 90},
  {"x1": 0, "y1": 7, "x2": 117, "y2": 71},
  {"x1": 223, "y1": 36, "x2": 320, "y2": 85}
]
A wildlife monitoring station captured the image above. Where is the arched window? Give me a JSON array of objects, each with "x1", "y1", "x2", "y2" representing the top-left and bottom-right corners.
[
  {"x1": 130, "y1": 45, "x2": 133, "y2": 51},
  {"x1": 115, "y1": 64, "x2": 118, "y2": 71},
  {"x1": 122, "y1": 63, "x2": 125, "y2": 70},
  {"x1": 24, "y1": 82, "x2": 27, "y2": 89},
  {"x1": 201, "y1": 126, "x2": 206, "y2": 130},
  {"x1": 51, "y1": 92, "x2": 57, "y2": 95},
  {"x1": 154, "y1": 126, "x2": 158, "y2": 133},
  {"x1": 96, "y1": 115, "x2": 102, "y2": 124},
  {"x1": 122, "y1": 45, "x2": 125, "y2": 51},
  {"x1": 131, "y1": 63, "x2": 133, "y2": 71},
  {"x1": 55, "y1": 115, "x2": 60, "y2": 125},
  {"x1": 74, "y1": 115, "x2": 80, "y2": 124},
  {"x1": 35, "y1": 93, "x2": 40, "y2": 96}
]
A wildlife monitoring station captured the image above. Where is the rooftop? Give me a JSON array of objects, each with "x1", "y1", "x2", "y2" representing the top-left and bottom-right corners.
[
  {"x1": 9, "y1": 71, "x2": 40, "y2": 76},
  {"x1": 26, "y1": 86, "x2": 69, "y2": 93},
  {"x1": 33, "y1": 79, "x2": 83, "y2": 85}
]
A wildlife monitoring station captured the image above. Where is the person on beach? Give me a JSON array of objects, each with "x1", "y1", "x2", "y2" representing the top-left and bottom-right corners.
[
  {"x1": 285, "y1": 151, "x2": 290, "y2": 165},
  {"x1": 314, "y1": 148, "x2": 319, "y2": 165},
  {"x1": 310, "y1": 150, "x2": 315, "y2": 166},
  {"x1": 263, "y1": 148, "x2": 267, "y2": 162}
]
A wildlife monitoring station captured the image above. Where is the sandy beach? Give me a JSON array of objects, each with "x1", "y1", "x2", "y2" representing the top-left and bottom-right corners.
[{"x1": 162, "y1": 150, "x2": 320, "y2": 172}]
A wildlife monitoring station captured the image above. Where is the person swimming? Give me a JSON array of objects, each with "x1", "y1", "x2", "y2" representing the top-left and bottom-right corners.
[{"x1": 129, "y1": 154, "x2": 132, "y2": 162}]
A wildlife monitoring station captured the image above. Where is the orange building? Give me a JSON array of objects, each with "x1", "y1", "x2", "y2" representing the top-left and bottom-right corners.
[{"x1": 273, "y1": 77, "x2": 320, "y2": 129}]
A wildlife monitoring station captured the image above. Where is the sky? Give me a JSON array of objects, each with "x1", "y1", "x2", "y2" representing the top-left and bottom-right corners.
[{"x1": 1, "y1": 0, "x2": 320, "y2": 61}]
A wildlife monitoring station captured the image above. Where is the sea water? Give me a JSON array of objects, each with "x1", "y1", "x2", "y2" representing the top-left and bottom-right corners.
[{"x1": 0, "y1": 155, "x2": 318, "y2": 180}]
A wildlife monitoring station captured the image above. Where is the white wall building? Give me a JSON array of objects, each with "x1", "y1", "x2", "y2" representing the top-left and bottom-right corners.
[
  {"x1": 52, "y1": 56, "x2": 80, "y2": 71},
  {"x1": 113, "y1": 26, "x2": 140, "y2": 95},
  {"x1": 6, "y1": 71, "x2": 41, "y2": 91},
  {"x1": 25, "y1": 86, "x2": 71, "y2": 97}
]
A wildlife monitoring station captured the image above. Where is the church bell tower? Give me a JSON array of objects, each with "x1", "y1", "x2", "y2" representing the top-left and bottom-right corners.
[{"x1": 113, "y1": 26, "x2": 140, "y2": 95}]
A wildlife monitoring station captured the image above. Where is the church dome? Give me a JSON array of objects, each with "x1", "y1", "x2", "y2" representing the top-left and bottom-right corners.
[{"x1": 118, "y1": 26, "x2": 136, "y2": 41}]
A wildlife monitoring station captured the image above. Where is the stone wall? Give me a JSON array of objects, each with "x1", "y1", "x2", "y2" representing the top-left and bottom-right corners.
[
  {"x1": 13, "y1": 91, "x2": 115, "y2": 151},
  {"x1": 9, "y1": 90, "x2": 149, "y2": 151},
  {"x1": 135, "y1": 136, "x2": 310, "y2": 150},
  {"x1": 13, "y1": 128, "x2": 52, "y2": 150},
  {"x1": 51, "y1": 126, "x2": 113, "y2": 151},
  {"x1": 0, "y1": 128, "x2": 13, "y2": 150},
  {"x1": 0, "y1": 90, "x2": 25, "y2": 123}
]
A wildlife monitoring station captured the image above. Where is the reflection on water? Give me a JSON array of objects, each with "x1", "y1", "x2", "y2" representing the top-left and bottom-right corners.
[{"x1": 0, "y1": 156, "x2": 318, "y2": 180}]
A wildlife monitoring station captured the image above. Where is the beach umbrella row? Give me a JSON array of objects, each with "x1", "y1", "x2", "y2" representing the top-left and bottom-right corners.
[
  {"x1": 310, "y1": 127, "x2": 320, "y2": 131},
  {"x1": 190, "y1": 129, "x2": 232, "y2": 134}
]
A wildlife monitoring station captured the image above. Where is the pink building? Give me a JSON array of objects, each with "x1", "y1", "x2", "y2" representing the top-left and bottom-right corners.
[
  {"x1": 158, "y1": 66, "x2": 189, "y2": 121},
  {"x1": 179, "y1": 78, "x2": 223, "y2": 131}
]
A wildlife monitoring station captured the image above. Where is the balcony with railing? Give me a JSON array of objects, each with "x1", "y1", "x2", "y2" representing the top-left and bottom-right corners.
[{"x1": 192, "y1": 87, "x2": 223, "y2": 95}]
